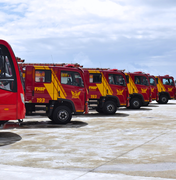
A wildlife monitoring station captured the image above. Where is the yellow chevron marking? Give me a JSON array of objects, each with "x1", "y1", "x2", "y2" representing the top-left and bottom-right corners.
[
  {"x1": 141, "y1": 88, "x2": 147, "y2": 93},
  {"x1": 125, "y1": 73, "x2": 138, "y2": 94},
  {"x1": 117, "y1": 89, "x2": 124, "y2": 95},
  {"x1": 155, "y1": 76, "x2": 166, "y2": 92},
  {"x1": 71, "y1": 91, "x2": 81, "y2": 99}
]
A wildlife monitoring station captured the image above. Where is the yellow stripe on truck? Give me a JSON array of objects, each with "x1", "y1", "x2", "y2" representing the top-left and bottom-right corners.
[
  {"x1": 88, "y1": 70, "x2": 113, "y2": 96},
  {"x1": 44, "y1": 68, "x2": 67, "y2": 100},
  {"x1": 97, "y1": 72, "x2": 113, "y2": 96},
  {"x1": 155, "y1": 76, "x2": 166, "y2": 92},
  {"x1": 34, "y1": 66, "x2": 50, "y2": 70},
  {"x1": 34, "y1": 66, "x2": 67, "y2": 100},
  {"x1": 125, "y1": 73, "x2": 138, "y2": 94}
]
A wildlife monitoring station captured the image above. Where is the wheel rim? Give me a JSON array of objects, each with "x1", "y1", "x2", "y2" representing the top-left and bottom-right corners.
[
  {"x1": 133, "y1": 100, "x2": 139, "y2": 108},
  {"x1": 57, "y1": 110, "x2": 69, "y2": 121},
  {"x1": 162, "y1": 97, "x2": 167, "y2": 103},
  {"x1": 107, "y1": 104, "x2": 115, "y2": 112}
]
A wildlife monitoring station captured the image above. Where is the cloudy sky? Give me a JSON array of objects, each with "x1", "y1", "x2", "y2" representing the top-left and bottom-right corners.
[{"x1": 1, "y1": 0, "x2": 176, "y2": 78}]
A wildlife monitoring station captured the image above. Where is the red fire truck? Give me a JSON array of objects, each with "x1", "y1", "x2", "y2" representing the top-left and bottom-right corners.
[
  {"x1": 83, "y1": 69, "x2": 130, "y2": 114},
  {"x1": 148, "y1": 75, "x2": 159, "y2": 101},
  {"x1": 19, "y1": 64, "x2": 88, "y2": 124},
  {"x1": 0, "y1": 40, "x2": 25, "y2": 125},
  {"x1": 125, "y1": 72, "x2": 152, "y2": 109},
  {"x1": 155, "y1": 75, "x2": 176, "y2": 104}
]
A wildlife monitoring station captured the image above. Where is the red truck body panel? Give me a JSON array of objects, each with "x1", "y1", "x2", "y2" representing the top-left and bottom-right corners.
[
  {"x1": 0, "y1": 40, "x2": 25, "y2": 121},
  {"x1": 126, "y1": 72, "x2": 152, "y2": 107},
  {"x1": 149, "y1": 75, "x2": 159, "y2": 101},
  {"x1": 84, "y1": 69, "x2": 130, "y2": 107},
  {"x1": 156, "y1": 75, "x2": 176, "y2": 100},
  {"x1": 20, "y1": 65, "x2": 88, "y2": 114}
]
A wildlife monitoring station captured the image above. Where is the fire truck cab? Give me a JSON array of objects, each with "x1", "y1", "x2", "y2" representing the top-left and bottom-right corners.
[
  {"x1": 125, "y1": 72, "x2": 151, "y2": 109},
  {"x1": 148, "y1": 75, "x2": 159, "y2": 101},
  {"x1": 0, "y1": 40, "x2": 25, "y2": 125},
  {"x1": 155, "y1": 75, "x2": 176, "y2": 104},
  {"x1": 21, "y1": 65, "x2": 88, "y2": 124},
  {"x1": 84, "y1": 69, "x2": 130, "y2": 114}
]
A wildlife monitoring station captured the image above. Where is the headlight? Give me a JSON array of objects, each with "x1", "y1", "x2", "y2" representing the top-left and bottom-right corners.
[{"x1": 20, "y1": 93, "x2": 25, "y2": 104}]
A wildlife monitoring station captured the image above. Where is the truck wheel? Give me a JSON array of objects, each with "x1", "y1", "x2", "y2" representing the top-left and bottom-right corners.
[
  {"x1": 130, "y1": 98, "x2": 141, "y2": 109},
  {"x1": 52, "y1": 106, "x2": 72, "y2": 124},
  {"x1": 103, "y1": 101, "x2": 117, "y2": 114},
  {"x1": 0, "y1": 121, "x2": 8, "y2": 126},
  {"x1": 159, "y1": 95, "x2": 168, "y2": 104}
]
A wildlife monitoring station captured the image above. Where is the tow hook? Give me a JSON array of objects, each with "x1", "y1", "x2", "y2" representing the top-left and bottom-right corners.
[{"x1": 18, "y1": 119, "x2": 23, "y2": 124}]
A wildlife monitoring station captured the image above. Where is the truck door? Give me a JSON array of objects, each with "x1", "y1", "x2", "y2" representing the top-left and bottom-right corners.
[
  {"x1": 60, "y1": 70, "x2": 86, "y2": 113},
  {"x1": 162, "y1": 77, "x2": 175, "y2": 99},
  {"x1": 149, "y1": 77, "x2": 157, "y2": 100},
  {"x1": 134, "y1": 75, "x2": 150, "y2": 102},
  {"x1": 88, "y1": 71, "x2": 102, "y2": 99},
  {"x1": 0, "y1": 45, "x2": 17, "y2": 120},
  {"x1": 108, "y1": 73, "x2": 128, "y2": 106},
  {"x1": 33, "y1": 68, "x2": 52, "y2": 104}
]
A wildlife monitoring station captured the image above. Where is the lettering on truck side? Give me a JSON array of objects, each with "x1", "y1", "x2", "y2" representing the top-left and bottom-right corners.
[
  {"x1": 37, "y1": 98, "x2": 45, "y2": 103},
  {"x1": 89, "y1": 86, "x2": 98, "y2": 90},
  {"x1": 90, "y1": 95, "x2": 97, "y2": 98},
  {"x1": 35, "y1": 87, "x2": 46, "y2": 92}
]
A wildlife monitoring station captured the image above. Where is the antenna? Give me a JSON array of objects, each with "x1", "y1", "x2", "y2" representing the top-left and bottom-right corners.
[{"x1": 51, "y1": 55, "x2": 54, "y2": 64}]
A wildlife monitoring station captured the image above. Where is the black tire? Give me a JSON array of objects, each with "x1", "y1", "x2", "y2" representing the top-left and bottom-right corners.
[
  {"x1": 158, "y1": 95, "x2": 168, "y2": 104},
  {"x1": 130, "y1": 98, "x2": 141, "y2": 109},
  {"x1": 103, "y1": 101, "x2": 117, "y2": 115},
  {"x1": 52, "y1": 106, "x2": 72, "y2": 124},
  {"x1": 48, "y1": 116, "x2": 52, "y2": 121},
  {"x1": 0, "y1": 121, "x2": 8, "y2": 126}
]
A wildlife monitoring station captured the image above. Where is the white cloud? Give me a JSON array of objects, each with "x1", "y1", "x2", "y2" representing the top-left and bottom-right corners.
[
  {"x1": 73, "y1": 52, "x2": 93, "y2": 67},
  {"x1": 1, "y1": 0, "x2": 176, "y2": 77}
]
